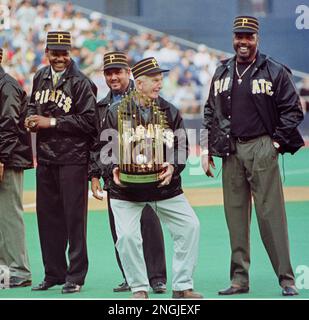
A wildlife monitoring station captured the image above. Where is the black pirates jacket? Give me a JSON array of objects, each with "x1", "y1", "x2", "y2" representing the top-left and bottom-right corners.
[
  {"x1": 203, "y1": 52, "x2": 304, "y2": 157},
  {"x1": 28, "y1": 60, "x2": 97, "y2": 165},
  {"x1": 0, "y1": 66, "x2": 33, "y2": 169},
  {"x1": 98, "y1": 95, "x2": 188, "y2": 202}
]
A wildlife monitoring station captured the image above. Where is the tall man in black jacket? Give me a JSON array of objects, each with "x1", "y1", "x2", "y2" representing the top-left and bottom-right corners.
[
  {"x1": 89, "y1": 52, "x2": 167, "y2": 294},
  {"x1": 25, "y1": 31, "x2": 97, "y2": 294},
  {"x1": 202, "y1": 16, "x2": 304, "y2": 296},
  {"x1": 0, "y1": 48, "x2": 33, "y2": 288}
]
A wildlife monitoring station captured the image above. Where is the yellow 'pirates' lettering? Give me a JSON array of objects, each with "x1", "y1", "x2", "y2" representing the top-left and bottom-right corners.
[
  {"x1": 58, "y1": 93, "x2": 66, "y2": 108},
  {"x1": 55, "y1": 90, "x2": 62, "y2": 104},
  {"x1": 49, "y1": 90, "x2": 56, "y2": 102},
  {"x1": 214, "y1": 77, "x2": 231, "y2": 96},
  {"x1": 58, "y1": 34, "x2": 64, "y2": 43},
  {"x1": 35, "y1": 91, "x2": 41, "y2": 101},
  {"x1": 44, "y1": 89, "x2": 50, "y2": 103},
  {"x1": 34, "y1": 89, "x2": 73, "y2": 113},
  {"x1": 252, "y1": 79, "x2": 261, "y2": 94},
  {"x1": 259, "y1": 79, "x2": 267, "y2": 93},
  {"x1": 222, "y1": 77, "x2": 230, "y2": 92},
  {"x1": 265, "y1": 81, "x2": 274, "y2": 96},
  {"x1": 63, "y1": 97, "x2": 72, "y2": 113},
  {"x1": 40, "y1": 90, "x2": 45, "y2": 104},
  {"x1": 214, "y1": 81, "x2": 220, "y2": 96},
  {"x1": 252, "y1": 79, "x2": 274, "y2": 96}
]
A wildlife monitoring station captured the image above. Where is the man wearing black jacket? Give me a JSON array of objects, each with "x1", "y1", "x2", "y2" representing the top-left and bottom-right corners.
[
  {"x1": 89, "y1": 51, "x2": 167, "y2": 294},
  {"x1": 0, "y1": 48, "x2": 33, "y2": 288},
  {"x1": 25, "y1": 31, "x2": 97, "y2": 294},
  {"x1": 100, "y1": 57, "x2": 202, "y2": 299},
  {"x1": 202, "y1": 16, "x2": 304, "y2": 296}
]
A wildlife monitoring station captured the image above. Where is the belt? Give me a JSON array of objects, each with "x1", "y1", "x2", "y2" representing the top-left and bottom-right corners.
[{"x1": 235, "y1": 134, "x2": 266, "y2": 143}]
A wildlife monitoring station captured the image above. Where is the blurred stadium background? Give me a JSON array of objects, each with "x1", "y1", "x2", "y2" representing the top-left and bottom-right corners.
[{"x1": 0, "y1": 0, "x2": 308, "y2": 299}]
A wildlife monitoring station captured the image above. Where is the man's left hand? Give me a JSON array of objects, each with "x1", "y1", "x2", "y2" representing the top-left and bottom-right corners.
[{"x1": 158, "y1": 162, "x2": 174, "y2": 188}]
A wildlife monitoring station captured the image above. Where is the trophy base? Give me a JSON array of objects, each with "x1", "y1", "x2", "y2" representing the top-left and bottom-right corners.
[{"x1": 120, "y1": 171, "x2": 161, "y2": 186}]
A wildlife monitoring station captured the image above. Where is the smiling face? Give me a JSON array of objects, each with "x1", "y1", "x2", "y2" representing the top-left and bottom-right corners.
[
  {"x1": 104, "y1": 67, "x2": 131, "y2": 94},
  {"x1": 233, "y1": 32, "x2": 258, "y2": 63},
  {"x1": 136, "y1": 73, "x2": 163, "y2": 100},
  {"x1": 46, "y1": 49, "x2": 71, "y2": 72}
]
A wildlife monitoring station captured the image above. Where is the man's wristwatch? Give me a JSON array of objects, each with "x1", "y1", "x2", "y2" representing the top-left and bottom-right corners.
[{"x1": 50, "y1": 118, "x2": 57, "y2": 128}]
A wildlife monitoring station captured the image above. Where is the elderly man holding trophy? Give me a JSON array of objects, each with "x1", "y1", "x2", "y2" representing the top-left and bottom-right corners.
[
  {"x1": 89, "y1": 51, "x2": 167, "y2": 294},
  {"x1": 100, "y1": 57, "x2": 202, "y2": 299}
]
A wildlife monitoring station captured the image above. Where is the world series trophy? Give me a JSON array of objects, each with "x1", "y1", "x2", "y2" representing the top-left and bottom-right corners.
[{"x1": 117, "y1": 90, "x2": 174, "y2": 186}]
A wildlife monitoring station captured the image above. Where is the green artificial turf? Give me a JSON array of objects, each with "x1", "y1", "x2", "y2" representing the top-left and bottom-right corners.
[
  {"x1": 0, "y1": 202, "x2": 308, "y2": 299},
  {"x1": 2, "y1": 148, "x2": 308, "y2": 299}
]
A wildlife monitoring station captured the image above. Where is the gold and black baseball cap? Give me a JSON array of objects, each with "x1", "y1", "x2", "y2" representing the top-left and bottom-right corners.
[
  {"x1": 132, "y1": 57, "x2": 169, "y2": 79},
  {"x1": 233, "y1": 16, "x2": 259, "y2": 33},
  {"x1": 46, "y1": 31, "x2": 71, "y2": 50},
  {"x1": 103, "y1": 51, "x2": 129, "y2": 71},
  {"x1": 0, "y1": 48, "x2": 3, "y2": 64}
]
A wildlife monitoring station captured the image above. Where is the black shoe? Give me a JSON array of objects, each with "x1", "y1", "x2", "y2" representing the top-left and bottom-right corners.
[
  {"x1": 9, "y1": 276, "x2": 32, "y2": 288},
  {"x1": 152, "y1": 282, "x2": 167, "y2": 294},
  {"x1": 282, "y1": 286, "x2": 299, "y2": 296},
  {"x1": 218, "y1": 286, "x2": 249, "y2": 295},
  {"x1": 62, "y1": 282, "x2": 82, "y2": 294},
  {"x1": 32, "y1": 280, "x2": 62, "y2": 291},
  {"x1": 113, "y1": 281, "x2": 130, "y2": 292}
]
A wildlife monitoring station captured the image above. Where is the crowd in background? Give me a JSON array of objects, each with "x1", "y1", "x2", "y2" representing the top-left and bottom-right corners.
[
  {"x1": 0, "y1": 0, "x2": 222, "y2": 115},
  {"x1": 0, "y1": 0, "x2": 308, "y2": 116}
]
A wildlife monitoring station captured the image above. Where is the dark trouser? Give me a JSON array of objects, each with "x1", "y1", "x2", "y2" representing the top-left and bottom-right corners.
[
  {"x1": 107, "y1": 193, "x2": 166, "y2": 287},
  {"x1": 222, "y1": 135, "x2": 295, "y2": 288},
  {"x1": 36, "y1": 164, "x2": 88, "y2": 285}
]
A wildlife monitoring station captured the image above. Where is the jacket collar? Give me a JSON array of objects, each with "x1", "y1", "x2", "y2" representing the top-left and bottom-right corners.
[
  {"x1": 254, "y1": 51, "x2": 269, "y2": 69},
  {"x1": 221, "y1": 51, "x2": 269, "y2": 76},
  {"x1": 99, "y1": 79, "x2": 135, "y2": 106},
  {"x1": 0, "y1": 65, "x2": 6, "y2": 80},
  {"x1": 157, "y1": 96, "x2": 169, "y2": 110},
  {"x1": 42, "y1": 59, "x2": 80, "y2": 80}
]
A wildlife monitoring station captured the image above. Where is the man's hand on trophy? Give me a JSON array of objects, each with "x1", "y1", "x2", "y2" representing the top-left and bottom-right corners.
[
  {"x1": 112, "y1": 167, "x2": 126, "y2": 187},
  {"x1": 113, "y1": 167, "x2": 121, "y2": 185},
  {"x1": 158, "y1": 162, "x2": 174, "y2": 188},
  {"x1": 91, "y1": 177, "x2": 104, "y2": 201}
]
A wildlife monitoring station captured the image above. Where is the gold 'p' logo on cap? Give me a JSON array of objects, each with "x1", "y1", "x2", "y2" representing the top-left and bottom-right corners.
[
  {"x1": 46, "y1": 31, "x2": 72, "y2": 49},
  {"x1": 131, "y1": 57, "x2": 169, "y2": 79},
  {"x1": 103, "y1": 51, "x2": 129, "y2": 70},
  {"x1": 233, "y1": 16, "x2": 259, "y2": 33},
  {"x1": 109, "y1": 54, "x2": 115, "y2": 63},
  {"x1": 57, "y1": 34, "x2": 64, "y2": 43},
  {"x1": 152, "y1": 59, "x2": 158, "y2": 67},
  {"x1": 241, "y1": 18, "x2": 248, "y2": 26}
]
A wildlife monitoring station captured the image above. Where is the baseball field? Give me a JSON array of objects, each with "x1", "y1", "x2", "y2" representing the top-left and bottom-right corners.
[{"x1": 1, "y1": 148, "x2": 309, "y2": 299}]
